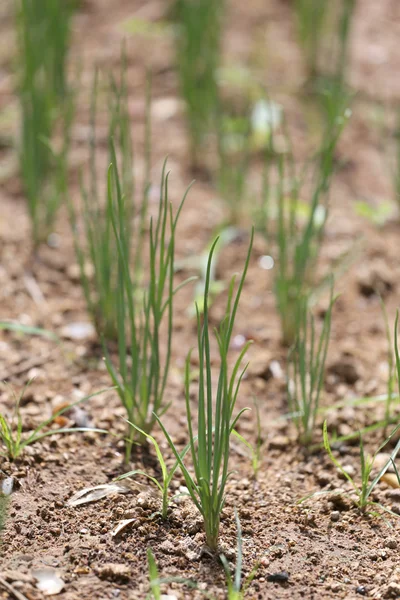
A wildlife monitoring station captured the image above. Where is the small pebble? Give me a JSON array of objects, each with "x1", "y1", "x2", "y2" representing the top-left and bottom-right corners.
[
  {"x1": 356, "y1": 586, "x2": 366, "y2": 595},
  {"x1": 330, "y1": 511, "x2": 340, "y2": 522},
  {"x1": 386, "y1": 538, "x2": 397, "y2": 549},
  {"x1": 267, "y1": 571, "x2": 289, "y2": 583}
]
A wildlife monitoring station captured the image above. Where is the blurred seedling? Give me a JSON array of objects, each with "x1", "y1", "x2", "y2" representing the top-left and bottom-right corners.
[
  {"x1": 216, "y1": 98, "x2": 282, "y2": 225},
  {"x1": 287, "y1": 283, "x2": 335, "y2": 446},
  {"x1": 321, "y1": 420, "x2": 400, "y2": 515},
  {"x1": 295, "y1": 0, "x2": 355, "y2": 85},
  {"x1": 391, "y1": 107, "x2": 400, "y2": 214},
  {"x1": 171, "y1": 0, "x2": 223, "y2": 170},
  {"x1": 354, "y1": 200, "x2": 393, "y2": 228},
  {"x1": 156, "y1": 230, "x2": 254, "y2": 550},
  {"x1": 258, "y1": 106, "x2": 349, "y2": 345},
  {"x1": 17, "y1": 0, "x2": 74, "y2": 249},
  {"x1": 220, "y1": 509, "x2": 259, "y2": 599},
  {"x1": 0, "y1": 381, "x2": 108, "y2": 461},
  {"x1": 69, "y1": 57, "x2": 151, "y2": 340},
  {"x1": 116, "y1": 421, "x2": 191, "y2": 519},
  {"x1": 104, "y1": 153, "x2": 195, "y2": 461},
  {"x1": 295, "y1": 0, "x2": 329, "y2": 80}
]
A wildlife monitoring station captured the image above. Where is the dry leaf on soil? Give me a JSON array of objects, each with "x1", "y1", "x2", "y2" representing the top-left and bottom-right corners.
[{"x1": 67, "y1": 483, "x2": 131, "y2": 507}]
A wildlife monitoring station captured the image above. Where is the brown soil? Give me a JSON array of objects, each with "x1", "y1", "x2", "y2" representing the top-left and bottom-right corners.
[{"x1": 2, "y1": 0, "x2": 400, "y2": 599}]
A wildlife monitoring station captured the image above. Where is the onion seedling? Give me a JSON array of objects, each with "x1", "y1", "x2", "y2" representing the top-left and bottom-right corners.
[
  {"x1": 156, "y1": 229, "x2": 254, "y2": 551},
  {"x1": 0, "y1": 383, "x2": 108, "y2": 461},
  {"x1": 104, "y1": 153, "x2": 194, "y2": 461},
  {"x1": 171, "y1": 0, "x2": 223, "y2": 170},
  {"x1": 295, "y1": 0, "x2": 329, "y2": 80},
  {"x1": 287, "y1": 283, "x2": 335, "y2": 446},
  {"x1": 17, "y1": 0, "x2": 74, "y2": 249},
  {"x1": 69, "y1": 60, "x2": 151, "y2": 340},
  {"x1": 267, "y1": 110, "x2": 349, "y2": 346},
  {"x1": 322, "y1": 420, "x2": 400, "y2": 514}
]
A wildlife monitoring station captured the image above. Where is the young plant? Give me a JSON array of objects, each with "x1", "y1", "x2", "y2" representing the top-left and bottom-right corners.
[
  {"x1": 287, "y1": 284, "x2": 335, "y2": 446},
  {"x1": 268, "y1": 109, "x2": 349, "y2": 346},
  {"x1": 380, "y1": 301, "x2": 395, "y2": 426},
  {"x1": 69, "y1": 62, "x2": 151, "y2": 340},
  {"x1": 295, "y1": 0, "x2": 355, "y2": 85},
  {"x1": 104, "y1": 155, "x2": 193, "y2": 461},
  {"x1": 392, "y1": 107, "x2": 400, "y2": 213},
  {"x1": 116, "y1": 422, "x2": 191, "y2": 519},
  {"x1": 220, "y1": 510, "x2": 259, "y2": 599},
  {"x1": 156, "y1": 229, "x2": 254, "y2": 551},
  {"x1": 0, "y1": 382, "x2": 108, "y2": 461},
  {"x1": 295, "y1": 0, "x2": 329, "y2": 80},
  {"x1": 0, "y1": 494, "x2": 9, "y2": 543},
  {"x1": 323, "y1": 420, "x2": 400, "y2": 514},
  {"x1": 17, "y1": 0, "x2": 74, "y2": 249},
  {"x1": 171, "y1": 0, "x2": 223, "y2": 170},
  {"x1": 147, "y1": 548, "x2": 162, "y2": 600},
  {"x1": 217, "y1": 110, "x2": 252, "y2": 225}
]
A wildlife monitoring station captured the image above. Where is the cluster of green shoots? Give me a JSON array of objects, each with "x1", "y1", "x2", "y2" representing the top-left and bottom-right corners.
[
  {"x1": 104, "y1": 154, "x2": 194, "y2": 461},
  {"x1": 69, "y1": 59, "x2": 151, "y2": 340},
  {"x1": 294, "y1": 0, "x2": 355, "y2": 84},
  {"x1": 117, "y1": 230, "x2": 253, "y2": 547},
  {"x1": 257, "y1": 109, "x2": 349, "y2": 346},
  {"x1": 171, "y1": 0, "x2": 223, "y2": 171},
  {"x1": 156, "y1": 230, "x2": 254, "y2": 550},
  {"x1": 17, "y1": 0, "x2": 74, "y2": 250}
]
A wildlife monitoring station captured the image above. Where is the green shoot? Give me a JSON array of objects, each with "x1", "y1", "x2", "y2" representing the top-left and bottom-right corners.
[
  {"x1": 0, "y1": 383, "x2": 108, "y2": 461},
  {"x1": 116, "y1": 422, "x2": 191, "y2": 519},
  {"x1": 69, "y1": 59, "x2": 151, "y2": 340},
  {"x1": 156, "y1": 229, "x2": 254, "y2": 551},
  {"x1": 295, "y1": 0, "x2": 355, "y2": 85},
  {"x1": 220, "y1": 509, "x2": 259, "y2": 599},
  {"x1": 379, "y1": 300, "x2": 395, "y2": 426},
  {"x1": 171, "y1": 0, "x2": 223, "y2": 170},
  {"x1": 323, "y1": 420, "x2": 400, "y2": 513},
  {"x1": 263, "y1": 109, "x2": 349, "y2": 346},
  {"x1": 287, "y1": 284, "x2": 335, "y2": 446},
  {"x1": 217, "y1": 110, "x2": 252, "y2": 225},
  {"x1": 104, "y1": 154, "x2": 193, "y2": 461},
  {"x1": 0, "y1": 495, "x2": 9, "y2": 543},
  {"x1": 392, "y1": 107, "x2": 400, "y2": 213},
  {"x1": 251, "y1": 398, "x2": 262, "y2": 479},
  {"x1": 295, "y1": 0, "x2": 329, "y2": 80},
  {"x1": 147, "y1": 548, "x2": 161, "y2": 600},
  {"x1": 17, "y1": 0, "x2": 74, "y2": 249}
]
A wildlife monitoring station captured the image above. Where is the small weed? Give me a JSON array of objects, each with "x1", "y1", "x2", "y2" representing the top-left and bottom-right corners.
[
  {"x1": 116, "y1": 421, "x2": 191, "y2": 519},
  {"x1": 0, "y1": 383, "x2": 108, "y2": 461},
  {"x1": 156, "y1": 229, "x2": 254, "y2": 550},
  {"x1": 322, "y1": 420, "x2": 400, "y2": 514}
]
